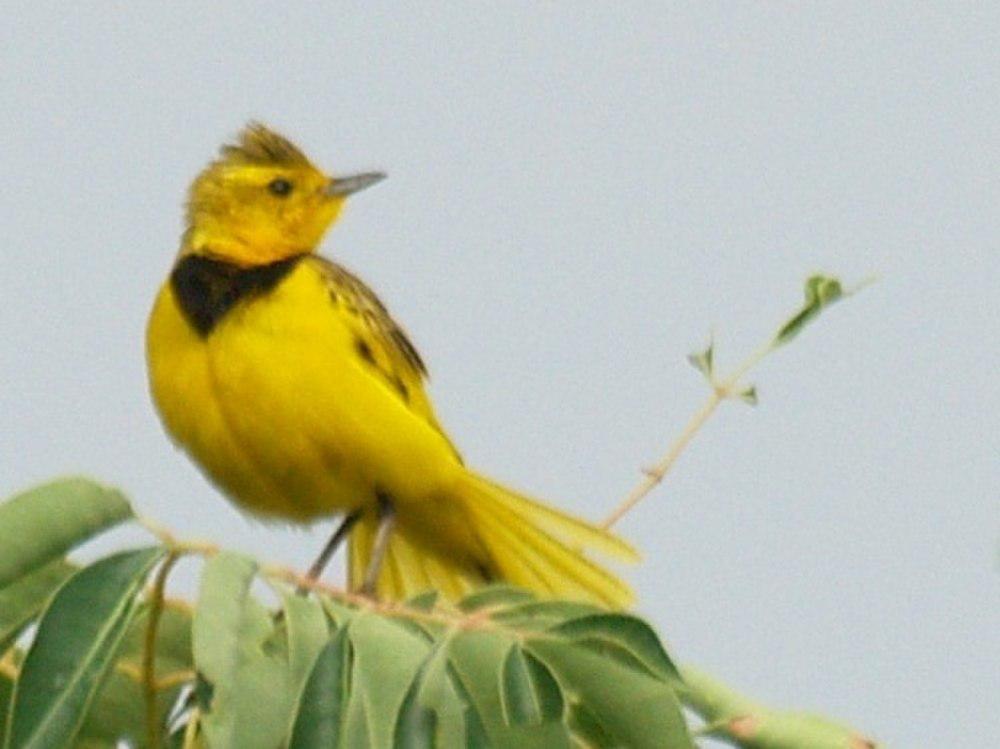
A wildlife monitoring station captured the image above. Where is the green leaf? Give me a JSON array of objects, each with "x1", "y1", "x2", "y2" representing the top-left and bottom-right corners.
[
  {"x1": 447, "y1": 664, "x2": 490, "y2": 748},
  {"x1": 405, "y1": 591, "x2": 440, "y2": 612},
  {"x1": 774, "y1": 274, "x2": 844, "y2": 346},
  {"x1": 701, "y1": 710, "x2": 879, "y2": 749},
  {"x1": 72, "y1": 672, "x2": 146, "y2": 749},
  {"x1": 387, "y1": 611, "x2": 441, "y2": 645},
  {"x1": 394, "y1": 688, "x2": 437, "y2": 748},
  {"x1": 0, "y1": 478, "x2": 132, "y2": 589},
  {"x1": 446, "y1": 631, "x2": 511, "y2": 741},
  {"x1": 280, "y1": 591, "x2": 330, "y2": 693},
  {"x1": 458, "y1": 584, "x2": 536, "y2": 613},
  {"x1": 739, "y1": 385, "x2": 758, "y2": 406},
  {"x1": 393, "y1": 594, "x2": 449, "y2": 642},
  {"x1": 528, "y1": 639, "x2": 692, "y2": 749},
  {"x1": 5, "y1": 547, "x2": 163, "y2": 749},
  {"x1": 192, "y1": 552, "x2": 264, "y2": 688},
  {"x1": 566, "y1": 699, "x2": 618, "y2": 748},
  {"x1": 687, "y1": 338, "x2": 715, "y2": 380},
  {"x1": 342, "y1": 611, "x2": 435, "y2": 747},
  {"x1": 499, "y1": 644, "x2": 564, "y2": 726},
  {"x1": 288, "y1": 628, "x2": 352, "y2": 749},
  {"x1": 679, "y1": 667, "x2": 878, "y2": 748},
  {"x1": 393, "y1": 635, "x2": 467, "y2": 749},
  {"x1": 319, "y1": 596, "x2": 358, "y2": 629},
  {"x1": 77, "y1": 600, "x2": 194, "y2": 747},
  {"x1": 393, "y1": 648, "x2": 440, "y2": 749},
  {"x1": 128, "y1": 600, "x2": 194, "y2": 675},
  {"x1": 448, "y1": 631, "x2": 567, "y2": 749},
  {"x1": 489, "y1": 600, "x2": 603, "y2": 630},
  {"x1": 0, "y1": 561, "x2": 76, "y2": 653},
  {"x1": 407, "y1": 637, "x2": 455, "y2": 712},
  {"x1": 548, "y1": 613, "x2": 680, "y2": 683},
  {"x1": 192, "y1": 552, "x2": 293, "y2": 749}
]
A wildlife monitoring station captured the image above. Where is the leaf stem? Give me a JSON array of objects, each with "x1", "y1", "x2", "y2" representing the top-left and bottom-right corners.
[
  {"x1": 143, "y1": 551, "x2": 180, "y2": 749},
  {"x1": 263, "y1": 564, "x2": 464, "y2": 628},
  {"x1": 263, "y1": 565, "x2": 561, "y2": 643}
]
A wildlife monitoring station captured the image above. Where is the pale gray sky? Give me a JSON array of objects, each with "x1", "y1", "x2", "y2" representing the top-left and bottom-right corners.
[{"x1": 1, "y1": 4, "x2": 997, "y2": 746}]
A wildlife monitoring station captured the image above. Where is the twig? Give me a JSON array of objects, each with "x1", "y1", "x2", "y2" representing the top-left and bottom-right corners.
[
  {"x1": 602, "y1": 341, "x2": 773, "y2": 529},
  {"x1": 117, "y1": 662, "x2": 195, "y2": 691},
  {"x1": 144, "y1": 551, "x2": 180, "y2": 749},
  {"x1": 263, "y1": 564, "x2": 558, "y2": 643},
  {"x1": 263, "y1": 564, "x2": 462, "y2": 628},
  {"x1": 154, "y1": 668, "x2": 197, "y2": 691},
  {"x1": 603, "y1": 273, "x2": 862, "y2": 528}
]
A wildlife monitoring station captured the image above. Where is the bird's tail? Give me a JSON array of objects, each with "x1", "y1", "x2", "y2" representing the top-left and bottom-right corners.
[{"x1": 348, "y1": 470, "x2": 638, "y2": 608}]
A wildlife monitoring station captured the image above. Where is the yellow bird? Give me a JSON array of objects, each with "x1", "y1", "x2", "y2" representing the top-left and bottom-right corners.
[{"x1": 146, "y1": 123, "x2": 637, "y2": 606}]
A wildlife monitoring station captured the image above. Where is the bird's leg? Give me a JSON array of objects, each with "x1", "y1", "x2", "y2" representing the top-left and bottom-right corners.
[
  {"x1": 359, "y1": 493, "x2": 396, "y2": 597},
  {"x1": 299, "y1": 509, "x2": 362, "y2": 594}
]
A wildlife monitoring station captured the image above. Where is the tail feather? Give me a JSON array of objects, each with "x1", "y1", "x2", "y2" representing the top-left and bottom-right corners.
[
  {"x1": 349, "y1": 515, "x2": 479, "y2": 601},
  {"x1": 423, "y1": 550, "x2": 472, "y2": 601},
  {"x1": 389, "y1": 531, "x2": 433, "y2": 594},
  {"x1": 461, "y1": 478, "x2": 629, "y2": 606},
  {"x1": 346, "y1": 471, "x2": 636, "y2": 608},
  {"x1": 473, "y1": 475, "x2": 640, "y2": 563},
  {"x1": 462, "y1": 499, "x2": 555, "y2": 595}
]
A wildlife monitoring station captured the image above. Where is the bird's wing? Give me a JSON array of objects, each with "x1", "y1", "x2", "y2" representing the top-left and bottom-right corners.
[{"x1": 310, "y1": 256, "x2": 455, "y2": 451}]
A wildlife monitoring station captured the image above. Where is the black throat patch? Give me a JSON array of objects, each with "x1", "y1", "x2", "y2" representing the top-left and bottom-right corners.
[{"x1": 171, "y1": 254, "x2": 305, "y2": 337}]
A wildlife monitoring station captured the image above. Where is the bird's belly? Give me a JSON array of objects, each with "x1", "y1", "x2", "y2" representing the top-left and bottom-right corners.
[
  {"x1": 147, "y1": 288, "x2": 348, "y2": 520},
  {"x1": 147, "y1": 281, "x2": 457, "y2": 523}
]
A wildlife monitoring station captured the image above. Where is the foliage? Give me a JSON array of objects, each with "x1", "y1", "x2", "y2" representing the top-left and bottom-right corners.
[
  {"x1": 0, "y1": 479, "x2": 882, "y2": 748},
  {"x1": 0, "y1": 479, "x2": 691, "y2": 748}
]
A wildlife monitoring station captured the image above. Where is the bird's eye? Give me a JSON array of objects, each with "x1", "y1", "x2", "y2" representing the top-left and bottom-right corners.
[{"x1": 268, "y1": 178, "x2": 293, "y2": 197}]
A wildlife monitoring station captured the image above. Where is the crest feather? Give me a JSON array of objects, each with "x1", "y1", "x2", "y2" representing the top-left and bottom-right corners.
[{"x1": 220, "y1": 122, "x2": 310, "y2": 166}]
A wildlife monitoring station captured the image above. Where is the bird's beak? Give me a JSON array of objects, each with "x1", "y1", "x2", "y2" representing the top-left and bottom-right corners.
[{"x1": 325, "y1": 172, "x2": 386, "y2": 197}]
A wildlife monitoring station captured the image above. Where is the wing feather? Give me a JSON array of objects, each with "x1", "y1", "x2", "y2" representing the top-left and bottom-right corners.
[{"x1": 310, "y1": 256, "x2": 456, "y2": 454}]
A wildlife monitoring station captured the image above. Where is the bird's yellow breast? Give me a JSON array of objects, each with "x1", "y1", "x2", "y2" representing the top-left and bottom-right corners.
[{"x1": 146, "y1": 256, "x2": 460, "y2": 522}]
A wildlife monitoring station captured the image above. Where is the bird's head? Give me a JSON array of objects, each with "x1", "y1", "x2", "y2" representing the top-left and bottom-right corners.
[{"x1": 183, "y1": 123, "x2": 384, "y2": 264}]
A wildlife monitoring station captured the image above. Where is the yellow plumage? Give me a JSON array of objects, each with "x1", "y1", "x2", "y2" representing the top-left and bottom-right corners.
[{"x1": 146, "y1": 124, "x2": 637, "y2": 607}]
